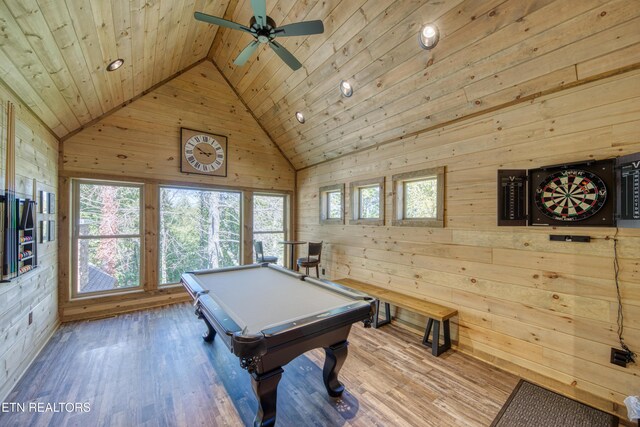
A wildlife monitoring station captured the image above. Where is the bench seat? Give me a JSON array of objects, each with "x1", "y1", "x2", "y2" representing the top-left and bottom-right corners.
[{"x1": 334, "y1": 278, "x2": 457, "y2": 356}]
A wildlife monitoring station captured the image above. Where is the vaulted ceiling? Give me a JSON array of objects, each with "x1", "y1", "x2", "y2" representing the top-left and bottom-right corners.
[
  {"x1": 0, "y1": 0, "x2": 228, "y2": 137},
  {"x1": 1, "y1": 0, "x2": 639, "y2": 169}
]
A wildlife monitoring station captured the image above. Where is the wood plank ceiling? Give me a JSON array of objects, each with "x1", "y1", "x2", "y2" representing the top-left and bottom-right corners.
[
  {"x1": 209, "y1": 0, "x2": 640, "y2": 169},
  {"x1": 0, "y1": 0, "x2": 639, "y2": 169},
  {"x1": 0, "y1": 0, "x2": 228, "y2": 138}
]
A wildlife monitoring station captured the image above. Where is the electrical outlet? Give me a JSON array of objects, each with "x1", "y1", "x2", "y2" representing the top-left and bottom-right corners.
[
  {"x1": 322, "y1": 268, "x2": 325, "y2": 275},
  {"x1": 28, "y1": 311, "x2": 33, "y2": 325},
  {"x1": 610, "y1": 347, "x2": 630, "y2": 367}
]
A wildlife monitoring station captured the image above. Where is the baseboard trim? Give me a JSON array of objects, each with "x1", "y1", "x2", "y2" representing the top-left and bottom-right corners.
[{"x1": 60, "y1": 294, "x2": 192, "y2": 323}]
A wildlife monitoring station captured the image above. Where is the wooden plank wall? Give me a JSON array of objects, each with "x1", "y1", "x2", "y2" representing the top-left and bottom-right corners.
[
  {"x1": 59, "y1": 60, "x2": 295, "y2": 321},
  {"x1": 0, "y1": 82, "x2": 58, "y2": 401},
  {"x1": 296, "y1": 69, "x2": 640, "y2": 416}
]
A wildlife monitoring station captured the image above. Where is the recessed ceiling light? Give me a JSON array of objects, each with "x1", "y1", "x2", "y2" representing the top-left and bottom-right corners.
[
  {"x1": 419, "y1": 24, "x2": 439, "y2": 50},
  {"x1": 295, "y1": 111, "x2": 305, "y2": 123},
  {"x1": 339, "y1": 80, "x2": 353, "y2": 97},
  {"x1": 106, "y1": 58, "x2": 125, "y2": 71}
]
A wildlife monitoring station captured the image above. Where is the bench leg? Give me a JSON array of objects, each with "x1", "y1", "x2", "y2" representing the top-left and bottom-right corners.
[
  {"x1": 373, "y1": 300, "x2": 391, "y2": 328},
  {"x1": 422, "y1": 318, "x2": 452, "y2": 357}
]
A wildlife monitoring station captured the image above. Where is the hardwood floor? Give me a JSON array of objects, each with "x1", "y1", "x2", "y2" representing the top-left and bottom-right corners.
[{"x1": 1, "y1": 303, "x2": 519, "y2": 426}]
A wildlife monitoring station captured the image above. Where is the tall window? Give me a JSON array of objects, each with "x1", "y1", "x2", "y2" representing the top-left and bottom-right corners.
[
  {"x1": 159, "y1": 187, "x2": 241, "y2": 285},
  {"x1": 253, "y1": 194, "x2": 286, "y2": 266},
  {"x1": 73, "y1": 181, "x2": 143, "y2": 296},
  {"x1": 349, "y1": 177, "x2": 385, "y2": 225},
  {"x1": 392, "y1": 167, "x2": 445, "y2": 227}
]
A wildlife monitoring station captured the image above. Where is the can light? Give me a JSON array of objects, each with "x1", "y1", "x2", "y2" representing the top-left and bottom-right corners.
[
  {"x1": 106, "y1": 58, "x2": 125, "y2": 71},
  {"x1": 339, "y1": 80, "x2": 353, "y2": 97},
  {"x1": 295, "y1": 111, "x2": 305, "y2": 124},
  {"x1": 419, "y1": 24, "x2": 439, "y2": 50}
]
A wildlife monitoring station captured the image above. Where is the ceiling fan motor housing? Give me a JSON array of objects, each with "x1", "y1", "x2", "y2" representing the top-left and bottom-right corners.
[{"x1": 250, "y1": 16, "x2": 277, "y2": 43}]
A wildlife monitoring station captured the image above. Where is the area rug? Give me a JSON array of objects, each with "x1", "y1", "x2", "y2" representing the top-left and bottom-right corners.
[{"x1": 491, "y1": 380, "x2": 618, "y2": 427}]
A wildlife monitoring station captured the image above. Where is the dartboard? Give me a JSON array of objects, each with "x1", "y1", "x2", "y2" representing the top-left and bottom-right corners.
[{"x1": 534, "y1": 170, "x2": 607, "y2": 221}]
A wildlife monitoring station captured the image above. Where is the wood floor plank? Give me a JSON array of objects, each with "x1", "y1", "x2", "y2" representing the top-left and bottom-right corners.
[{"x1": 0, "y1": 303, "x2": 519, "y2": 426}]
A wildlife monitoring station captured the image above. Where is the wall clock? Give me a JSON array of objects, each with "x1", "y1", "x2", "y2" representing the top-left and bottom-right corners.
[
  {"x1": 180, "y1": 128, "x2": 228, "y2": 177},
  {"x1": 529, "y1": 160, "x2": 615, "y2": 226}
]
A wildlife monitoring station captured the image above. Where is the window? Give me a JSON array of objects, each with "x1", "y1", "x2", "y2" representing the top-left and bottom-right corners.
[
  {"x1": 349, "y1": 177, "x2": 385, "y2": 225},
  {"x1": 319, "y1": 184, "x2": 344, "y2": 224},
  {"x1": 253, "y1": 194, "x2": 287, "y2": 266},
  {"x1": 159, "y1": 187, "x2": 241, "y2": 285},
  {"x1": 327, "y1": 191, "x2": 342, "y2": 219},
  {"x1": 73, "y1": 180, "x2": 143, "y2": 296},
  {"x1": 392, "y1": 167, "x2": 444, "y2": 227}
]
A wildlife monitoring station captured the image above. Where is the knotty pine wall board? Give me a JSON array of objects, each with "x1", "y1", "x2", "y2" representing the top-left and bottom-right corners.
[
  {"x1": 59, "y1": 60, "x2": 295, "y2": 321},
  {"x1": 296, "y1": 69, "x2": 640, "y2": 416},
  {"x1": 0, "y1": 82, "x2": 59, "y2": 402}
]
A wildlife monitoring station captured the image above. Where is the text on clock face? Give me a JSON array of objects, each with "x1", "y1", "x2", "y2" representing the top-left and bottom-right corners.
[{"x1": 184, "y1": 135, "x2": 225, "y2": 172}]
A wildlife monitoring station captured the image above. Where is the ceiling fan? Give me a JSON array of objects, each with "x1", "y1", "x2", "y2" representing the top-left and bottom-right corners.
[{"x1": 195, "y1": 0, "x2": 324, "y2": 71}]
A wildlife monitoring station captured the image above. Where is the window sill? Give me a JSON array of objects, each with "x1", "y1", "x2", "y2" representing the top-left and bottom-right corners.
[
  {"x1": 350, "y1": 218, "x2": 384, "y2": 226},
  {"x1": 320, "y1": 218, "x2": 345, "y2": 225},
  {"x1": 392, "y1": 218, "x2": 443, "y2": 228}
]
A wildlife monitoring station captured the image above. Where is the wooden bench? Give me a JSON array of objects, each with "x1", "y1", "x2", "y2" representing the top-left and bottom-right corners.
[{"x1": 334, "y1": 278, "x2": 458, "y2": 357}]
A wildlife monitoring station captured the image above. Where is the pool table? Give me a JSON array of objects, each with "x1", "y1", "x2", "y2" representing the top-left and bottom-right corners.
[{"x1": 181, "y1": 263, "x2": 375, "y2": 427}]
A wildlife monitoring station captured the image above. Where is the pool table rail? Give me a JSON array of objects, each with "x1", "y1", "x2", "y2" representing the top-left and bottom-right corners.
[{"x1": 181, "y1": 264, "x2": 377, "y2": 374}]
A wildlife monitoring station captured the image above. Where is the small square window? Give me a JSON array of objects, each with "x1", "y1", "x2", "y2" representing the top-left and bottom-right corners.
[
  {"x1": 403, "y1": 178, "x2": 437, "y2": 219},
  {"x1": 392, "y1": 167, "x2": 444, "y2": 227},
  {"x1": 319, "y1": 184, "x2": 344, "y2": 224},
  {"x1": 349, "y1": 177, "x2": 385, "y2": 225}
]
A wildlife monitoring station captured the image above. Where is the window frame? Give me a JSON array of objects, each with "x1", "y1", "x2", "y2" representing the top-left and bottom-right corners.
[
  {"x1": 392, "y1": 167, "x2": 445, "y2": 227},
  {"x1": 252, "y1": 192, "x2": 289, "y2": 266},
  {"x1": 71, "y1": 179, "x2": 145, "y2": 299},
  {"x1": 319, "y1": 184, "x2": 345, "y2": 225},
  {"x1": 157, "y1": 184, "x2": 244, "y2": 286},
  {"x1": 349, "y1": 177, "x2": 385, "y2": 225}
]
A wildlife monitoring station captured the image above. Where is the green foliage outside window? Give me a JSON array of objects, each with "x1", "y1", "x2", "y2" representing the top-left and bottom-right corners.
[
  {"x1": 359, "y1": 186, "x2": 380, "y2": 219},
  {"x1": 404, "y1": 179, "x2": 437, "y2": 218},
  {"x1": 253, "y1": 195, "x2": 285, "y2": 266},
  {"x1": 77, "y1": 183, "x2": 141, "y2": 293},
  {"x1": 159, "y1": 188, "x2": 241, "y2": 285},
  {"x1": 327, "y1": 191, "x2": 342, "y2": 219}
]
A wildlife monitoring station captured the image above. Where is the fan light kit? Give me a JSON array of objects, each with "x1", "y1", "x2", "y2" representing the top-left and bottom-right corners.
[
  {"x1": 340, "y1": 80, "x2": 353, "y2": 97},
  {"x1": 295, "y1": 112, "x2": 305, "y2": 123},
  {"x1": 194, "y1": 0, "x2": 324, "y2": 71},
  {"x1": 106, "y1": 59, "x2": 124, "y2": 71},
  {"x1": 419, "y1": 24, "x2": 439, "y2": 50}
]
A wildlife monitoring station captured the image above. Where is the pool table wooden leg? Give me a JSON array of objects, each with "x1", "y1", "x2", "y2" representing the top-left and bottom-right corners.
[
  {"x1": 196, "y1": 309, "x2": 216, "y2": 343},
  {"x1": 323, "y1": 340, "x2": 348, "y2": 397},
  {"x1": 251, "y1": 367, "x2": 283, "y2": 427}
]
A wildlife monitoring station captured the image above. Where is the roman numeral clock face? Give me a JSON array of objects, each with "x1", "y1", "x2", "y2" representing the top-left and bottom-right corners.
[{"x1": 180, "y1": 129, "x2": 227, "y2": 177}]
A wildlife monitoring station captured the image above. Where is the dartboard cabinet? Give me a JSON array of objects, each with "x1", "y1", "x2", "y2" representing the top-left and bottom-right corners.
[{"x1": 497, "y1": 156, "x2": 640, "y2": 228}]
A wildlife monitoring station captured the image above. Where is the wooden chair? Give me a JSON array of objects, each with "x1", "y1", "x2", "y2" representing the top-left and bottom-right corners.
[
  {"x1": 254, "y1": 241, "x2": 278, "y2": 264},
  {"x1": 297, "y1": 241, "x2": 322, "y2": 277}
]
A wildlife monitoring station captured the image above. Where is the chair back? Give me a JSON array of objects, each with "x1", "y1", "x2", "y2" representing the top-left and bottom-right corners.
[
  {"x1": 254, "y1": 241, "x2": 265, "y2": 262},
  {"x1": 307, "y1": 241, "x2": 323, "y2": 262}
]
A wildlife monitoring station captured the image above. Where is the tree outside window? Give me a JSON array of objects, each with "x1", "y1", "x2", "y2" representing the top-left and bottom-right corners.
[
  {"x1": 74, "y1": 181, "x2": 142, "y2": 296},
  {"x1": 253, "y1": 194, "x2": 287, "y2": 266},
  {"x1": 349, "y1": 177, "x2": 385, "y2": 225},
  {"x1": 159, "y1": 187, "x2": 241, "y2": 285},
  {"x1": 319, "y1": 184, "x2": 345, "y2": 225},
  {"x1": 392, "y1": 167, "x2": 444, "y2": 227}
]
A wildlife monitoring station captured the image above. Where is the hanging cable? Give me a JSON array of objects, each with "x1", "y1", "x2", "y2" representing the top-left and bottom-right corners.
[{"x1": 613, "y1": 227, "x2": 636, "y2": 364}]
